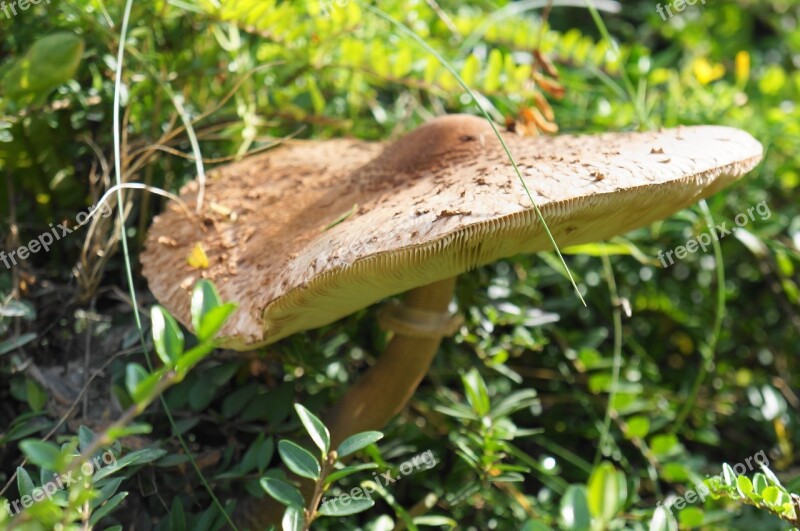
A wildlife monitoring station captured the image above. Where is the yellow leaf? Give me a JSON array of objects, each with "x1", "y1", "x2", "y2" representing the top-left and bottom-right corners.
[
  {"x1": 563, "y1": 240, "x2": 659, "y2": 266},
  {"x1": 735, "y1": 50, "x2": 750, "y2": 86},
  {"x1": 187, "y1": 243, "x2": 209, "y2": 270},
  {"x1": 484, "y1": 48, "x2": 503, "y2": 93},
  {"x1": 460, "y1": 54, "x2": 480, "y2": 87},
  {"x1": 692, "y1": 57, "x2": 725, "y2": 85}
]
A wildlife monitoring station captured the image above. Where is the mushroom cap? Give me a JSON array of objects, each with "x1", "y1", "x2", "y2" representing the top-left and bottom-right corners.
[{"x1": 141, "y1": 114, "x2": 762, "y2": 349}]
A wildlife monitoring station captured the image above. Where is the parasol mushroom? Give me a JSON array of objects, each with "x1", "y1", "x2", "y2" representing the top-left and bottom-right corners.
[{"x1": 140, "y1": 114, "x2": 761, "y2": 519}]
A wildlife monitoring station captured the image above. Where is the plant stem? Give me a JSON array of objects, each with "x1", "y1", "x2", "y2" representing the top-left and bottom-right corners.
[{"x1": 304, "y1": 452, "x2": 338, "y2": 529}]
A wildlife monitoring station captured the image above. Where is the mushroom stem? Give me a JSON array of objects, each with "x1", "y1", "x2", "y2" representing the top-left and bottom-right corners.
[{"x1": 326, "y1": 276, "x2": 457, "y2": 447}]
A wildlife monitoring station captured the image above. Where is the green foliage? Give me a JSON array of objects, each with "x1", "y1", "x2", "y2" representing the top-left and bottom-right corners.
[
  {"x1": 336, "y1": 431, "x2": 383, "y2": 459},
  {"x1": 263, "y1": 404, "x2": 384, "y2": 529},
  {"x1": 0, "y1": 280, "x2": 234, "y2": 527},
  {"x1": 702, "y1": 462, "x2": 800, "y2": 528},
  {"x1": 1, "y1": 0, "x2": 799, "y2": 529},
  {"x1": 1, "y1": 33, "x2": 84, "y2": 106}
]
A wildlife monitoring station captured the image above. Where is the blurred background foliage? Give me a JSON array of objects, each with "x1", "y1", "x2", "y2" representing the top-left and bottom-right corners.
[{"x1": 1, "y1": 0, "x2": 799, "y2": 529}]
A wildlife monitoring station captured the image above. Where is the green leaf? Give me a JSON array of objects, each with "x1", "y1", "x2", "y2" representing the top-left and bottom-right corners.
[
  {"x1": 93, "y1": 448, "x2": 166, "y2": 481},
  {"x1": 19, "y1": 440, "x2": 61, "y2": 469},
  {"x1": 170, "y1": 498, "x2": 186, "y2": 531},
  {"x1": 115, "y1": 447, "x2": 164, "y2": 467},
  {"x1": 318, "y1": 495, "x2": 375, "y2": 516},
  {"x1": 125, "y1": 363, "x2": 150, "y2": 401},
  {"x1": 174, "y1": 343, "x2": 216, "y2": 375},
  {"x1": 25, "y1": 379, "x2": 47, "y2": 412},
  {"x1": 78, "y1": 426, "x2": 95, "y2": 454},
  {"x1": 90, "y1": 477, "x2": 124, "y2": 509},
  {"x1": 236, "y1": 433, "x2": 268, "y2": 475},
  {"x1": 753, "y1": 472, "x2": 768, "y2": 494},
  {"x1": 587, "y1": 462, "x2": 624, "y2": 524},
  {"x1": 191, "y1": 280, "x2": 222, "y2": 338},
  {"x1": 625, "y1": 416, "x2": 650, "y2": 439},
  {"x1": 562, "y1": 239, "x2": 658, "y2": 266},
  {"x1": 461, "y1": 369, "x2": 490, "y2": 417},
  {"x1": 490, "y1": 389, "x2": 539, "y2": 418},
  {"x1": 760, "y1": 464, "x2": 784, "y2": 488},
  {"x1": 678, "y1": 507, "x2": 704, "y2": 528},
  {"x1": 16, "y1": 467, "x2": 34, "y2": 498},
  {"x1": 336, "y1": 431, "x2": 383, "y2": 458},
  {"x1": 195, "y1": 303, "x2": 237, "y2": 342},
  {"x1": 151, "y1": 306, "x2": 184, "y2": 366},
  {"x1": 294, "y1": 404, "x2": 330, "y2": 455},
  {"x1": 306, "y1": 75, "x2": 325, "y2": 114},
  {"x1": 1, "y1": 33, "x2": 84, "y2": 101},
  {"x1": 649, "y1": 506, "x2": 676, "y2": 531},
  {"x1": 89, "y1": 492, "x2": 128, "y2": 525},
  {"x1": 260, "y1": 478, "x2": 305, "y2": 508},
  {"x1": 490, "y1": 472, "x2": 525, "y2": 483},
  {"x1": 736, "y1": 475, "x2": 753, "y2": 497},
  {"x1": 0, "y1": 333, "x2": 37, "y2": 356},
  {"x1": 650, "y1": 434, "x2": 680, "y2": 457},
  {"x1": 278, "y1": 440, "x2": 320, "y2": 480},
  {"x1": 762, "y1": 486, "x2": 781, "y2": 506},
  {"x1": 281, "y1": 505, "x2": 304, "y2": 531},
  {"x1": 460, "y1": 54, "x2": 480, "y2": 87},
  {"x1": 105, "y1": 423, "x2": 153, "y2": 440},
  {"x1": 560, "y1": 485, "x2": 591, "y2": 531},
  {"x1": 325, "y1": 463, "x2": 379, "y2": 484},
  {"x1": 130, "y1": 370, "x2": 164, "y2": 405},
  {"x1": 758, "y1": 64, "x2": 786, "y2": 95},
  {"x1": 0, "y1": 300, "x2": 35, "y2": 319},
  {"x1": 392, "y1": 46, "x2": 413, "y2": 78},
  {"x1": 521, "y1": 521, "x2": 555, "y2": 531},
  {"x1": 415, "y1": 515, "x2": 459, "y2": 527},
  {"x1": 484, "y1": 48, "x2": 503, "y2": 92},
  {"x1": 256, "y1": 437, "x2": 275, "y2": 473},
  {"x1": 722, "y1": 463, "x2": 737, "y2": 487}
]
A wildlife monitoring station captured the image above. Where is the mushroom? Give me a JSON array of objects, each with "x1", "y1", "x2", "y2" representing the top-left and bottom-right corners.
[{"x1": 141, "y1": 113, "x2": 761, "y2": 507}]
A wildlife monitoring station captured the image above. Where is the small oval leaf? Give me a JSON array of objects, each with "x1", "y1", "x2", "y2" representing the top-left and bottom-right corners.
[
  {"x1": 560, "y1": 485, "x2": 591, "y2": 530},
  {"x1": 318, "y1": 495, "x2": 375, "y2": 516},
  {"x1": 294, "y1": 404, "x2": 330, "y2": 455},
  {"x1": 281, "y1": 505, "x2": 304, "y2": 531},
  {"x1": 125, "y1": 363, "x2": 150, "y2": 400},
  {"x1": 587, "y1": 462, "x2": 622, "y2": 524},
  {"x1": 151, "y1": 306, "x2": 184, "y2": 365},
  {"x1": 260, "y1": 477, "x2": 305, "y2": 508},
  {"x1": 278, "y1": 440, "x2": 320, "y2": 480},
  {"x1": 336, "y1": 431, "x2": 383, "y2": 458},
  {"x1": 191, "y1": 280, "x2": 222, "y2": 335},
  {"x1": 19, "y1": 440, "x2": 61, "y2": 469}
]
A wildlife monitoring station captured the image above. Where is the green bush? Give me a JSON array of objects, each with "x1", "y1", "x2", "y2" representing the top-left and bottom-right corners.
[{"x1": 1, "y1": 1, "x2": 799, "y2": 529}]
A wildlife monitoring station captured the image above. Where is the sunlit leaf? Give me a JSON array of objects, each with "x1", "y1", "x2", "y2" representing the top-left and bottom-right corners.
[{"x1": 278, "y1": 440, "x2": 320, "y2": 480}]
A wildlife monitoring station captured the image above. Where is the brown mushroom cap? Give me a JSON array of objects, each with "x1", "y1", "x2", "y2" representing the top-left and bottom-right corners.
[{"x1": 141, "y1": 114, "x2": 762, "y2": 349}]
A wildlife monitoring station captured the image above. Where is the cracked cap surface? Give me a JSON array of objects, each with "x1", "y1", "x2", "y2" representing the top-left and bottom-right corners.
[{"x1": 141, "y1": 114, "x2": 763, "y2": 349}]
